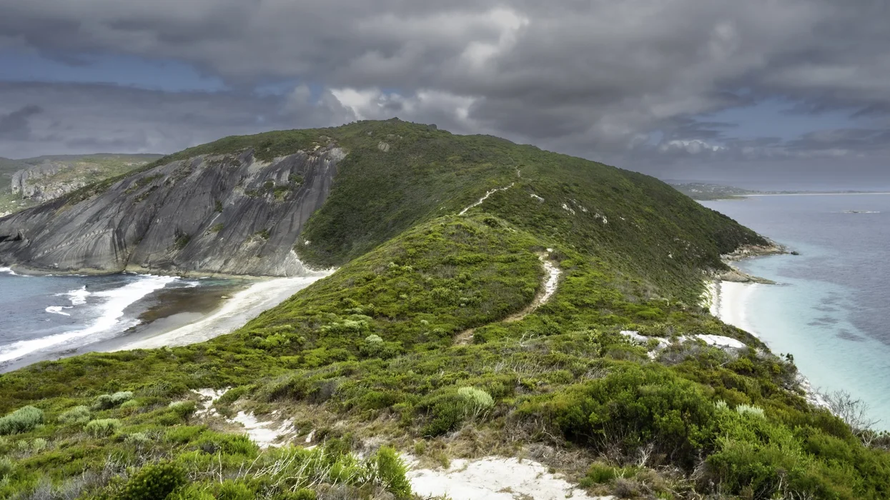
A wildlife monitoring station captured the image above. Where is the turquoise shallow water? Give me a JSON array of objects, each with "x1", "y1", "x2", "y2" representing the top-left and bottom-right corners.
[{"x1": 702, "y1": 195, "x2": 890, "y2": 428}]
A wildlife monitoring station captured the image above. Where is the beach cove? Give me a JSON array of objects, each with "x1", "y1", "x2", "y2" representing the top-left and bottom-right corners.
[
  {"x1": 702, "y1": 194, "x2": 890, "y2": 429},
  {"x1": 0, "y1": 268, "x2": 331, "y2": 373}
]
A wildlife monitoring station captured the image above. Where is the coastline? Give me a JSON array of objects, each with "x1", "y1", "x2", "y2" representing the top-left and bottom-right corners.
[
  {"x1": 705, "y1": 251, "x2": 832, "y2": 411},
  {"x1": 111, "y1": 272, "x2": 332, "y2": 351},
  {"x1": 706, "y1": 280, "x2": 760, "y2": 335},
  {"x1": 0, "y1": 269, "x2": 333, "y2": 373}
]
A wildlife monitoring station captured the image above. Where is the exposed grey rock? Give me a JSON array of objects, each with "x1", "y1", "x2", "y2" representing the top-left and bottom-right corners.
[
  {"x1": 10, "y1": 162, "x2": 75, "y2": 201},
  {"x1": 0, "y1": 145, "x2": 344, "y2": 277}
]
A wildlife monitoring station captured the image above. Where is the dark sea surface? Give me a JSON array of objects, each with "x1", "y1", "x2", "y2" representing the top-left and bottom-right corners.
[
  {"x1": 702, "y1": 194, "x2": 890, "y2": 428},
  {"x1": 0, "y1": 270, "x2": 237, "y2": 371}
]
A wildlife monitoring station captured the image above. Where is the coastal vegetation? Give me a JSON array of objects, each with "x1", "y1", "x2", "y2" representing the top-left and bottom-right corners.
[{"x1": 1, "y1": 120, "x2": 889, "y2": 498}]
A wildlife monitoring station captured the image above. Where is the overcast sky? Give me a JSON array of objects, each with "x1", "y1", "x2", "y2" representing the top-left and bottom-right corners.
[{"x1": 1, "y1": 0, "x2": 888, "y2": 188}]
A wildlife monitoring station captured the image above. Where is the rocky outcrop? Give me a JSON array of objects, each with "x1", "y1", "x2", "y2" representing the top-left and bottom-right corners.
[
  {"x1": 11, "y1": 162, "x2": 69, "y2": 200},
  {"x1": 0, "y1": 145, "x2": 344, "y2": 277}
]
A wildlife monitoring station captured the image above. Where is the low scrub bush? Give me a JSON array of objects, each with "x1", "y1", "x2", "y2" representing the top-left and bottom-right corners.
[
  {"x1": 547, "y1": 365, "x2": 716, "y2": 468},
  {"x1": 420, "y1": 387, "x2": 495, "y2": 437},
  {"x1": 57, "y1": 405, "x2": 91, "y2": 426},
  {"x1": 125, "y1": 432, "x2": 152, "y2": 447},
  {"x1": 29, "y1": 438, "x2": 47, "y2": 453},
  {"x1": 366, "y1": 446, "x2": 412, "y2": 498},
  {"x1": 115, "y1": 461, "x2": 186, "y2": 500},
  {"x1": 0, "y1": 406, "x2": 44, "y2": 435},
  {"x1": 0, "y1": 456, "x2": 14, "y2": 483},
  {"x1": 93, "y1": 391, "x2": 134, "y2": 410},
  {"x1": 194, "y1": 432, "x2": 258, "y2": 457},
  {"x1": 166, "y1": 425, "x2": 207, "y2": 444},
  {"x1": 457, "y1": 386, "x2": 495, "y2": 418},
  {"x1": 85, "y1": 419, "x2": 121, "y2": 438},
  {"x1": 168, "y1": 401, "x2": 197, "y2": 421}
]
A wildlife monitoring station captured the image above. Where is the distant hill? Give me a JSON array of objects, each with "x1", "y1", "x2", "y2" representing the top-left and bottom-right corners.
[
  {"x1": 668, "y1": 181, "x2": 890, "y2": 200},
  {"x1": 668, "y1": 182, "x2": 757, "y2": 200},
  {"x1": 0, "y1": 153, "x2": 162, "y2": 216},
  {"x1": 0, "y1": 156, "x2": 27, "y2": 185}
]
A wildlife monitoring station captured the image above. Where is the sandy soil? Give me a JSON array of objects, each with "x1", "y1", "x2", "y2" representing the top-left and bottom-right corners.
[{"x1": 407, "y1": 456, "x2": 613, "y2": 500}]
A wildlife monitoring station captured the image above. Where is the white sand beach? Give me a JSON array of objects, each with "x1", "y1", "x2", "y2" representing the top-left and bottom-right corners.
[
  {"x1": 706, "y1": 280, "x2": 760, "y2": 336},
  {"x1": 706, "y1": 278, "x2": 832, "y2": 410},
  {"x1": 115, "y1": 272, "x2": 331, "y2": 350}
]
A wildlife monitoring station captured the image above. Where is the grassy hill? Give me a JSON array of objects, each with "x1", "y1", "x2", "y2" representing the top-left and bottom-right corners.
[
  {"x1": 0, "y1": 153, "x2": 161, "y2": 215},
  {"x1": 1, "y1": 120, "x2": 888, "y2": 499}
]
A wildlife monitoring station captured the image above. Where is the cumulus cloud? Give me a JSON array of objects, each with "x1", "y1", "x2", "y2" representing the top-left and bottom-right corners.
[{"x1": 0, "y1": 0, "x2": 888, "y2": 183}]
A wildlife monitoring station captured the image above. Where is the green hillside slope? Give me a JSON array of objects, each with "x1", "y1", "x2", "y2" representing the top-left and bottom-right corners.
[{"x1": 1, "y1": 121, "x2": 887, "y2": 499}]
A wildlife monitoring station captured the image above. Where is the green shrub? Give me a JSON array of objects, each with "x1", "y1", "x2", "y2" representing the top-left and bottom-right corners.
[
  {"x1": 457, "y1": 386, "x2": 495, "y2": 417},
  {"x1": 581, "y1": 462, "x2": 618, "y2": 485},
  {"x1": 30, "y1": 438, "x2": 47, "y2": 453},
  {"x1": 420, "y1": 394, "x2": 468, "y2": 437},
  {"x1": 548, "y1": 365, "x2": 716, "y2": 468},
  {"x1": 0, "y1": 456, "x2": 14, "y2": 482},
  {"x1": 0, "y1": 406, "x2": 44, "y2": 435},
  {"x1": 291, "y1": 489, "x2": 317, "y2": 500},
  {"x1": 368, "y1": 446, "x2": 412, "y2": 498},
  {"x1": 168, "y1": 401, "x2": 197, "y2": 421},
  {"x1": 215, "y1": 480, "x2": 254, "y2": 500},
  {"x1": 174, "y1": 233, "x2": 191, "y2": 250},
  {"x1": 217, "y1": 386, "x2": 249, "y2": 406},
  {"x1": 166, "y1": 425, "x2": 206, "y2": 444},
  {"x1": 701, "y1": 403, "x2": 848, "y2": 498},
  {"x1": 125, "y1": 432, "x2": 152, "y2": 446},
  {"x1": 116, "y1": 461, "x2": 186, "y2": 500},
  {"x1": 195, "y1": 432, "x2": 258, "y2": 457},
  {"x1": 85, "y1": 418, "x2": 121, "y2": 438},
  {"x1": 735, "y1": 404, "x2": 765, "y2": 419},
  {"x1": 58, "y1": 405, "x2": 91, "y2": 425},
  {"x1": 93, "y1": 391, "x2": 134, "y2": 410},
  {"x1": 120, "y1": 399, "x2": 141, "y2": 410}
]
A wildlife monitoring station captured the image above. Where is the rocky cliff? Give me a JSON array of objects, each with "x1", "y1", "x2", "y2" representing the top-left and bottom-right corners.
[
  {"x1": 1, "y1": 154, "x2": 161, "y2": 217},
  {"x1": 10, "y1": 162, "x2": 80, "y2": 201},
  {"x1": 0, "y1": 145, "x2": 343, "y2": 276}
]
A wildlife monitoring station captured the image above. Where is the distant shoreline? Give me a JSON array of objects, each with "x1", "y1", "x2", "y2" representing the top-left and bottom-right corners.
[{"x1": 744, "y1": 192, "x2": 890, "y2": 197}]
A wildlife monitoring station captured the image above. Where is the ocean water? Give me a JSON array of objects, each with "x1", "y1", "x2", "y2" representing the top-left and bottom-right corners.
[
  {"x1": 702, "y1": 194, "x2": 890, "y2": 428},
  {"x1": 0, "y1": 269, "x2": 210, "y2": 370}
]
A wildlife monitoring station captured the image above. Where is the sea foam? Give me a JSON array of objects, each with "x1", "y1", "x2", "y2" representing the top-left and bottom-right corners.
[
  {"x1": 58, "y1": 286, "x2": 91, "y2": 306},
  {"x1": 45, "y1": 306, "x2": 72, "y2": 316},
  {"x1": 0, "y1": 275, "x2": 176, "y2": 363}
]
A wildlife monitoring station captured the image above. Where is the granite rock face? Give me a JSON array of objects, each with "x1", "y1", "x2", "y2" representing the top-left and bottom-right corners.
[
  {"x1": 0, "y1": 146, "x2": 344, "y2": 276},
  {"x1": 12, "y1": 162, "x2": 98, "y2": 202}
]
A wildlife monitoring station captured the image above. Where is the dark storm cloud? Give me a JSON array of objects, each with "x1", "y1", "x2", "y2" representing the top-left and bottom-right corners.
[
  {"x1": 0, "y1": 105, "x2": 42, "y2": 140},
  {"x1": 0, "y1": 82, "x2": 355, "y2": 158},
  {"x1": 0, "y1": 0, "x2": 889, "y2": 180},
  {"x1": 787, "y1": 129, "x2": 890, "y2": 152}
]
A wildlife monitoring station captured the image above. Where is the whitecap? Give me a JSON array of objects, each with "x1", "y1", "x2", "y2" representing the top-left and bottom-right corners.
[
  {"x1": 45, "y1": 306, "x2": 72, "y2": 316},
  {"x1": 56, "y1": 285, "x2": 91, "y2": 306},
  {"x1": 0, "y1": 275, "x2": 177, "y2": 363}
]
